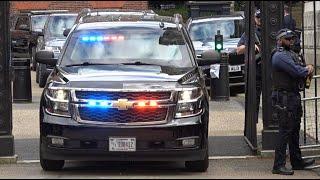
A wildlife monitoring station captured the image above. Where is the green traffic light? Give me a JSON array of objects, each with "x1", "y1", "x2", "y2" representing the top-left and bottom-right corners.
[{"x1": 216, "y1": 43, "x2": 222, "y2": 50}]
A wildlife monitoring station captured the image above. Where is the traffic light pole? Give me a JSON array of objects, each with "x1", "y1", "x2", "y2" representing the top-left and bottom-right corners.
[{"x1": 0, "y1": 1, "x2": 16, "y2": 163}]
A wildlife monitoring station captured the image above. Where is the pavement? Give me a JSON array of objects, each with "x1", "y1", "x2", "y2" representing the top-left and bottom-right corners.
[{"x1": 2, "y1": 71, "x2": 319, "y2": 178}]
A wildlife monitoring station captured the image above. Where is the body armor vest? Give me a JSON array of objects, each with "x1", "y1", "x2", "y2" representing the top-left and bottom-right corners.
[{"x1": 272, "y1": 48, "x2": 305, "y2": 92}]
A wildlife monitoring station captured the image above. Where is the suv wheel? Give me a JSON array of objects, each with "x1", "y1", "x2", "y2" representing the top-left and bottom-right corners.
[
  {"x1": 40, "y1": 154, "x2": 64, "y2": 171},
  {"x1": 185, "y1": 151, "x2": 209, "y2": 172},
  {"x1": 39, "y1": 63, "x2": 47, "y2": 88},
  {"x1": 36, "y1": 63, "x2": 40, "y2": 83},
  {"x1": 31, "y1": 47, "x2": 36, "y2": 71}
]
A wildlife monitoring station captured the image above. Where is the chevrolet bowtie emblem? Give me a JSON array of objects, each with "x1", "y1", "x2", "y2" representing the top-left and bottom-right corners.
[{"x1": 113, "y1": 99, "x2": 134, "y2": 110}]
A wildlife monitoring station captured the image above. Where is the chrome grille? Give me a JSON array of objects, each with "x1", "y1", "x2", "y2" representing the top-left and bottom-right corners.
[
  {"x1": 78, "y1": 107, "x2": 168, "y2": 124},
  {"x1": 74, "y1": 91, "x2": 173, "y2": 125}
]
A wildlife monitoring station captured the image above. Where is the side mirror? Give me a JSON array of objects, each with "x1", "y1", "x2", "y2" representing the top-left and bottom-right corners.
[
  {"x1": 18, "y1": 24, "x2": 29, "y2": 31},
  {"x1": 63, "y1": 29, "x2": 71, "y2": 37},
  {"x1": 196, "y1": 50, "x2": 220, "y2": 66},
  {"x1": 159, "y1": 27, "x2": 185, "y2": 45},
  {"x1": 37, "y1": 30, "x2": 44, "y2": 36},
  {"x1": 35, "y1": 50, "x2": 57, "y2": 66}
]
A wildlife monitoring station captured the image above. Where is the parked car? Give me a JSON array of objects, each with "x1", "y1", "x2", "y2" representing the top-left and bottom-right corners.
[
  {"x1": 36, "y1": 13, "x2": 77, "y2": 87},
  {"x1": 10, "y1": 10, "x2": 69, "y2": 71},
  {"x1": 36, "y1": 13, "x2": 210, "y2": 172},
  {"x1": 186, "y1": 14, "x2": 246, "y2": 94}
]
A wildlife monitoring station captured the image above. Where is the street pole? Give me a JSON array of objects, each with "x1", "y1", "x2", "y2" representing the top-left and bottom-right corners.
[
  {"x1": 0, "y1": 1, "x2": 15, "y2": 160},
  {"x1": 260, "y1": 1, "x2": 284, "y2": 151}
]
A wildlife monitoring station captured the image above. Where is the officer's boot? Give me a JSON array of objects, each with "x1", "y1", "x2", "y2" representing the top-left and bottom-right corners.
[{"x1": 272, "y1": 166, "x2": 294, "y2": 175}]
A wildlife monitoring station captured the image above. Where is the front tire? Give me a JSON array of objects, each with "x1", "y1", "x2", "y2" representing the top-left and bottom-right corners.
[
  {"x1": 40, "y1": 156, "x2": 65, "y2": 171},
  {"x1": 36, "y1": 63, "x2": 40, "y2": 83},
  {"x1": 31, "y1": 47, "x2": 36, "y2": 71},
  {"x1": 185, "y1": 150, "x2": 209, "y2": 172},
  {"x1": 38, "y1": 63, "x2": 47, "y2": 88}
]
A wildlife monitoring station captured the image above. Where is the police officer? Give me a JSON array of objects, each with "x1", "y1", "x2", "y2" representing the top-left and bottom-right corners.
[
  {"x1": 283, "y1": 5, "x2": 296, "y2": 32},
  {"x1": 237, "y1": 9, "x2": 262, "y2": 121},
  {"x1": 271, "y1": 28, "x2": 315, "y2": 175}
]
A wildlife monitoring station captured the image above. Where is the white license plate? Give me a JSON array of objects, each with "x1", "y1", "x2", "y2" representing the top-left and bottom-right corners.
[
  {"x1": 109, "y1": 137, "x2": 136, "y2": 152},
  {"x1": 229, "y1": 65, "x2": 241, "y2": 72}
]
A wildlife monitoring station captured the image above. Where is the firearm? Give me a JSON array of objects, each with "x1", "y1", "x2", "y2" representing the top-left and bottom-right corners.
[
  {"x1": 254, "y1": 33, "x2": 262, "y2": 64},
  {"x1": 297, "y1": 53, "x2": 313, "y2": 89}
]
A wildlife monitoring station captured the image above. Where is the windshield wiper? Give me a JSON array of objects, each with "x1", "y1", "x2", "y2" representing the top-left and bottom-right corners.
[
  {"x1": 65, "y1": 62, "x2": 109, "y2": 67},
  {"x1": 65, "y1": 61, "x2": 160, "y2": 67},
  {"x1": 120, "y1": 61, "x2": 159, "y2": 66}
]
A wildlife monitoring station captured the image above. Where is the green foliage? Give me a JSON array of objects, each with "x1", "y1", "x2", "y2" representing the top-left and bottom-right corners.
[
  {"x1": 153, "y1": 5, "x2": 189, "y2": 22},
  {"x1": 234, "y1": 1, "x2": 246, "y2": 11}
]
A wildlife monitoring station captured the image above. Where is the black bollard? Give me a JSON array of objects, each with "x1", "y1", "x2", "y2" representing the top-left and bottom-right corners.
[
  {"x1": 210, "y1": 51, "x2": 230, "y2": 101},
  {"x1": 12, "y1": 58, "x2": 32, "y2": 103}
]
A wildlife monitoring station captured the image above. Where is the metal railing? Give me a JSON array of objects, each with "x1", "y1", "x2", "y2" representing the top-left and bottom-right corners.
[{"x1": 301, "y1": 75, "x2": 320, "y2": 169}]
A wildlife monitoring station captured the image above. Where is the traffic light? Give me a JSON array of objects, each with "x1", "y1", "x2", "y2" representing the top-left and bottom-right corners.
[{"x1": 215, "y1": 30, "x2": 223, "y2": 52}]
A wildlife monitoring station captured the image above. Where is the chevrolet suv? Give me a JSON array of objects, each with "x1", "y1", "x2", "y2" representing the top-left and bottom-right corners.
[
  {"x1": 186, "y1": 14, "x2": 246, "y2": 94},
  {"x1": 36, "y1": 13, "x2": 210, "y2": 172}
]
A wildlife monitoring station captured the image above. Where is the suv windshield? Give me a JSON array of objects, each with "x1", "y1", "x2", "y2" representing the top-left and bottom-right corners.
[
  {"x1": 61, "y1": 25, "x2": 193, "y2": 68},
  {"x1": 31, "y1": 15, "x2": 48, "y2": 32},
  {"x1": 46, "y1": 14, "x2": 77, "y2": 38},
  {"x1": 189, "y1": 18, "x2": 244, "y2": 42}
]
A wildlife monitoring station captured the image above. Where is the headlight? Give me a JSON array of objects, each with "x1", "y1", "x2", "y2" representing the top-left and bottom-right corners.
[
  {"x1": 44, "y1": 46, "x2": 53, "y2": 51},
  {"x1": 45, "y1": 88, "x2": 70, "y2": 117},
  {"x1": 175, "y1": 87, "x2": 203, "y2": 118},
  {"x1": 44, "y1": 46, "x2": 60, "y2": 52}
]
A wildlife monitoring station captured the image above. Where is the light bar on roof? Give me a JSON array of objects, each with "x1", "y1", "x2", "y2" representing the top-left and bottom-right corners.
[{"x1": 81, "y1": 35, "x2": 125, "y2": 42}]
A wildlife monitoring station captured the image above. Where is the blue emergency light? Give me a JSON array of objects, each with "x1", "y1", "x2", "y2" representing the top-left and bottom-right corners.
[{"x1": 81, "y1": 35, "x2": 125, "y2": 43}]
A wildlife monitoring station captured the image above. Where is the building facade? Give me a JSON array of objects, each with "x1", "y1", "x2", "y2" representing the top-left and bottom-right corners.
[{"x1": 10, "y1": 1, "x2": 149, "y2": 13}]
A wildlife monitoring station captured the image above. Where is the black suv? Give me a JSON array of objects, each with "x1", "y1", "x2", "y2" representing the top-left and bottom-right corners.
[
  {"x1": 36, "y1": 12, "x2": 77, "y2": 88},
  {"x1": 186, "y1": 14, "x2": 246, "y2": 93},
  {"x1": 36, "y1": 13, "x2": 211, "y2": 172},
  {"x1": 10, "y1": 10, "x2": 69, "y2": 71}
]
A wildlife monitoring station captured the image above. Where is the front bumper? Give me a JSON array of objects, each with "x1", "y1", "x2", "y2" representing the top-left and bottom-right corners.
[{"x1": 41, "y1": 113, "x2": 208, "y2": 162}]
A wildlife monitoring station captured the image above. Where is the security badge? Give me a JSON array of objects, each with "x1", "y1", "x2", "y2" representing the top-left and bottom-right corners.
[{"x1": 112, "y1": 99, "x2": 134, "y2": 110}]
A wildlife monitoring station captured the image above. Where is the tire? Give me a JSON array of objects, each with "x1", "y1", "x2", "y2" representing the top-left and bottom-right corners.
[
  {"x1": 40, "y1": 156, "x2": 64, "y2": 171},
  {"x1": 185, "y1": 150, "x2": 209, "y2": 172},
  {"x1": 31, "y1": 47, "x2": 36, "y2": 71},
  {"x1": 36, "y1": 63, "x2": 39, "y2": 83},
  {"x1": 38, "y1": 63, "x2": 47, "y2": 88}
]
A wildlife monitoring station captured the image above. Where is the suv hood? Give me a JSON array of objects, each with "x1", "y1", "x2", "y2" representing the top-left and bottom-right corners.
[
  {"x1": 193, "y1": 38, "x2": 240, "y2": 54},
  {"x1": 52, "y1": 65, "x2": 195, "y2": 88}
]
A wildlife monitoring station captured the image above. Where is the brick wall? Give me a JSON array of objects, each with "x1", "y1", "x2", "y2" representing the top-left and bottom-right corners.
[{"x1": 10, "y1": 1, "x2": 149, "y2": 13}]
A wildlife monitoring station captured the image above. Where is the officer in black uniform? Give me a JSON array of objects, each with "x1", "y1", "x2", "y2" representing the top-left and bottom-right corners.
[
  {"x1": 237, "y1": 9, "x2": 262, "y2": 122},
  {"x1": 271, "y1": 28, "x2": 315, "y2": 175}
]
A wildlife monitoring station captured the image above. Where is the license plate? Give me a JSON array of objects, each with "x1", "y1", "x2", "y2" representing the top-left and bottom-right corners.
[
  {"x1": 229, "y1": 65, "x2": 241, "y2": 72},
  {"x1": 109, "y1": 137, "x2": 136, "y2": 152}
]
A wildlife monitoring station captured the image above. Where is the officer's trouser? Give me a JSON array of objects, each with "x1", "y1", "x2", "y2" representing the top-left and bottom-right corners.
[{"x1": 272, "y1": 90, "x2": 303, "y2": 169}]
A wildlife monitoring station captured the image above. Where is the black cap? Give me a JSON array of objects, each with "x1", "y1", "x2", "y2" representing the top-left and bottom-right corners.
[
  {"x1": 276, "y1": 28, "x2": 296, "y2": 40},
  {"x1": 255, "y1": 9, "x2": 261, "y2": 18}
]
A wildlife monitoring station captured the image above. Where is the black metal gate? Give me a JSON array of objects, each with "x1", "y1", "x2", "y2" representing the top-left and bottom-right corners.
[
  {"x1": 244, "y1": 1, "x2": 258, "y2": 153},
  {"x1": 244, "y1": 1, "x2": 284, "y2": 152}
]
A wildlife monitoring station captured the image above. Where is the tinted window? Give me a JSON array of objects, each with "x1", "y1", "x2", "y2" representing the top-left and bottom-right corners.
[
  {"x1": 189, "y1": 19, "x2": 244, "y2": 42},
  {"x1": 31, "y1": 15, "x2": 48, "y2": 32},
  {"x1": 61, "y1": 25, "x2": 193, "y2": 68},
  {"x1": 47, "y1": 15, "x2": 77, "y2": 38},
  {"x1": 15, "y1": 16, "x2": 29, "y2": 30}
]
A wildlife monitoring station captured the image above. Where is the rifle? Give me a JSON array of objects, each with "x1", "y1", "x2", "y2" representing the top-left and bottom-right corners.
[{"x1": 254, "y1": 33, "x2": 262, "y2": 64}]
